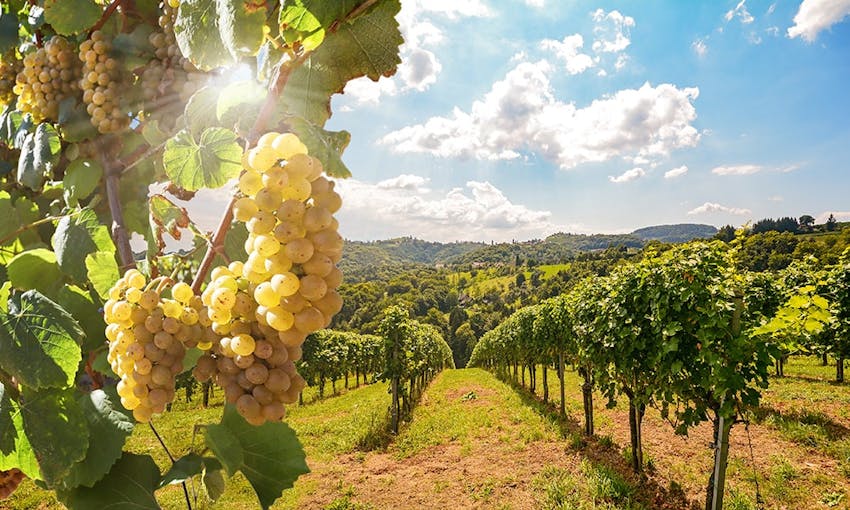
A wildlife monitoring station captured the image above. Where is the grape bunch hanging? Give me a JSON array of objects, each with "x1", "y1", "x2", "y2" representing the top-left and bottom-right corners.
[{"x1": 104, "y1": 132, "x2": 344, "y2": 425}]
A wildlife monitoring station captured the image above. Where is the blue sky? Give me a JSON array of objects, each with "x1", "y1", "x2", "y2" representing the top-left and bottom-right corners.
[{"x1": 304, "y1": 0, "x2": 850, "y2": 242}]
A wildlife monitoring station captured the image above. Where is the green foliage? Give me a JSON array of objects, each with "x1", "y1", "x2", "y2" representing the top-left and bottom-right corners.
[{"x1": 0, "y1": 0, "x2": 403, "y2": 507}]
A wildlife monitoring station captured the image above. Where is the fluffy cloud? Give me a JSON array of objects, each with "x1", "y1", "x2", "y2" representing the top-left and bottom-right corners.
[
  {"x1": 688, "y1": 202, "x2": 752, "y2": 216},
  {"x1": 816, "y1": 211, "x2": 850, "y2": 223},
  {"x1": 664, "y1": 165, "x2": 688, "y2": 179},
  {"x1": 524, "y1": 0, "x2": 545, "y2": 6},
  {"x1": 342, "y1": 0, "x2": 489, "y2": 104},
  {"x1": 380, "y1": 61, "x2": 700, "y2": 169},
  {"x1": 725, "y1": 0, "x2": 755, "y2": 24},
  {"x1": 540, "y1": 35, "x2": 594, "y2": 75},
  {"x1": 711, "y1": 164, "x2": 763, "y2": 175},
  {"x1": 788, "y1": 0, "x2": 850, "y2": 41},
  {"x1": 334, "y1": 177, "x2": 558, "y2": 242},
  {"x1": 609, "y1": 167, "x2": 646, "y2": 183},
  {"x1": 592, "y1": 9, "x2": 635, "y2": 53}
]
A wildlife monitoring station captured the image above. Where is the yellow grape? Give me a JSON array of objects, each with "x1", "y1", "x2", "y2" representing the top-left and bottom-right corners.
[{"x1": 271, "y1": 133, "x2": 308, "y2": 159}]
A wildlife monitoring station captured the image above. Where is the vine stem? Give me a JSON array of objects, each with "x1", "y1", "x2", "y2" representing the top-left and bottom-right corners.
[
  {"x1": 105, "y1": 164, "x2": 135, "y2": 270},
  {"x1": 0, "y1": 213, "x2": 73, "y2": 246},
  {"x1": 149, "y1": 422, "x2": 192, "y2": 510},
  {"x1": 88, "y1": 0, "x2": 124, "y2": 35}
]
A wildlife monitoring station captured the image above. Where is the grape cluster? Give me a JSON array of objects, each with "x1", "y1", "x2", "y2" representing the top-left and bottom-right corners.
[
  {"x1": 139, "y1": 1, "x2": 205, "y2": 123},
  {"x1": 104, "y1": 271, "x2": 209, "y2": 422},
  {"x1": 0, "y1": 469, "x2": 24, "y2": 500},
  {"x1": 195, "y1": 132, "x2": 344, "y2": 424},
  {"x1": 0, "y1": 54, "x2": 21, "y2": 108},
  {"x1": 79, "y1": 31, "x2": 128, "y2": 134},
  {"x1": 14, "y1": 36, "x2": 80, "y2": 123}
]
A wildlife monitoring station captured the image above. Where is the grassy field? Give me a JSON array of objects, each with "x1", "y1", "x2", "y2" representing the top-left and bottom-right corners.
[
  {"x1": 4, "y1": 357, "x2": 849, "y2": 509},
  {"x1": 448, "y1": 263, "x2": 571, "y2": 297}
]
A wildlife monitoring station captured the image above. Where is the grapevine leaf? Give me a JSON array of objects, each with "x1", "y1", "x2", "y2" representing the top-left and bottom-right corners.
[
  {"x1": 52, "y1": 210, "x2": 116, "y2": 283},
  {"x1": 58, "y1": 99, "x2": 97, "y2": 143},
  {"x1": 0, "y1": 282, "x2": 9, "y2": 313},
  {"x1": 85, "y1": 251, "x2": 120, "y2": 300},
  {"x1": 205, "y1": 405, "x2": 309, "y2": 509},
  {"x1": 0, "y1": 382, "x2": 40, "y2": 479},
  {"x1": 224, "y1": 221, "x2": 249, "y2": 263},
  {"x1": 18, "y1": 124, "x2": 61, "y2": 189},
  {"x1": 6, "y1": 248, "x2": 63, "y2": 296},
  {"x1": 162, "y1": 127, "x2": 242, "y2": 191},
  {"x1": 159, "y1": 454, "x2": 221, "y2": 487},
  {"x1": 149, "y1": 194, "x2": 191, "y2": 252},
  {"x1": 286, "y1": 117, "x2": 351, "y2": 178},
  {"x1": 282, "y1": 0, "x2": 402, "y2": 125},
  {"x1": 0, "y1": 106, "x2": 22, "y2": 146},
  {"x1": 19, "y1": 387, "x2": 89, "y2": 485},
  {"x1": 216, "y1": 80, "x2": 264, "y2": 134},
  {"x1": 203, "y1": 464, "x2": 226, "y2": 501},
  {"x1": 16, "y1": 132, "x2": 41, "y2": 190},
  {"x1": 185, "y1": 86, "x2": 221, "y2": 140},
  {"x1": 58, "y1": 453, "x2": 161, "y2": 510},
  {"x1": 174, "y1": 0, "x2": 233, "y2": 71},
  {"x1": 62, "y1": 387, "x2": 134, "y2": 489},
  {"x1": 55, "y1": 285, "x2": 107, "y2": 353},
  {"x1": 279, "y1": 0, "x2": 376, "y2": 51},
  {"x1": 217, "y1": 0, "x2": 267, "y2": 60},
  {"x1": 0, "y1": 12, "x2": 18, "y2": 53},
  {"x1": 0, "y1": 290, "x2": 83, "y2": 390},
  {"x1": 112, "y1": 25, "x2": 156, "y2": 71},
  {"x1": 43, "y1": 0, "x2": 101, "y2": 35},
  {"x1": 63, "y1": 159, "x2": 103, "y2": 206},
  {"x1": 141, "y1": 119, "x2": 169, "y2": 147}
]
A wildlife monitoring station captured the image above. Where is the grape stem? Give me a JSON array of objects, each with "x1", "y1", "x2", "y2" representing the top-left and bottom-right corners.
[
  {"x1": 149, "y1": 421, "x2": 193, "y2": 510},
  {"x1": 104, "y1": 161, "x2": 136, "y2": 270}
]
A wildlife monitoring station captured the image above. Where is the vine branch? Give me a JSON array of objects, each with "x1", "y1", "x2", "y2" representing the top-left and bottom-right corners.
[
  {"x1": 88, "y1": 0, "x2": 124, "y2": 35},
  {"x1": 149, "y1": 422, "x2": 193, "y2": 510},
  {"x1": 103, "y1": 154, "x2": 136, "y2": 270}
]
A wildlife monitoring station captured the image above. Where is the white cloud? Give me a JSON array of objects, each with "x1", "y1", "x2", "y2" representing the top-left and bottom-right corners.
[
  {"x1": 376, "y1": 174, "x2": 431, "y2": 191},
  {"x1": 380, "y1": 61, "x2": 701, "y2": 170},
  {"x1": 664, "y1": 165, "x2": 689, "y2": 179},
  {"x1": 768, "y1": 195, "x2": 784, "y2": 202},
  {"x1": 816, "y1": 211, "x2": 850, "y2": 223},
  {"x1": 592, "y1": 9, "x2": 635, "y2": 53},
  {"x1": 688, "y1": 202, "x2": 752, "y2": 216},
  {"x1": 524, "y1": 0, "x2": 545, "y2": 7},
  {"x1": 788, "y1": 0, "x2": 850, "y2": 41},
  {"x1": 725, "y1": 0, "x2": 755, "y2": 24},
  {"x1": 767, "y1": 3, "x2": 777, "y2": 15},
  {"x1": 540, "y1": 35, "x2": 594, "y2": 74},
  {"x1": 341, "y1": 0, "x2": 489, "y2": 105},
  {"x1": 608, "y1": 167, "x2": 646, "y2": 183},
  {"x1": 335, "y1": 178, "x2": 559, "y2": 242},
  {"x1": 692, "y1": 38, "x2": 708, "y2": 57},
  {"x1": 711, "y1": 164, "x2": 763, "y2": 175}
]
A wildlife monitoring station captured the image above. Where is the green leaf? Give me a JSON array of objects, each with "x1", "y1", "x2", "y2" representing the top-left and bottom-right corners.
[
  {"x1": 0, "y1": 290, "x2": 83, "y2": 390},
  {"x1": 0, "y1": 106, "x2": 23, "y2": 146},
  {"x1": 162, "y1": 127, "x2": 242, "y2": 191},
  {"x1": 205, "y1": 405, "x2": 309, "y2": 509},
  {"x1": 43, "y1": 0, "x2": 101, "y2": 35},
  {"x1": 112, "y1": 24, "x2": 156, "y2": 71},
  {"x1": 0, "y1": 12, "x2": 18, "y2": 53},
  {"x1": 203, "y1": 464, "x2": 226, "y2": 501},
  {"x1": 185, "y1": 86, "x2": 221, "y2": 140},
  {"x1": 0, "y1": 282, "x2": 9, "y2": 313},
  {"x1": 141, "y1": 119, "x2": 169, "y2": 147},
  {"x1": 0, "y1": 382, "x2": 40, "y2": 479},
  {"x1": 286, "y1": 117, "x2": 351, "y2": 178},
  {"x1": 7, "y1": 248, "x2": 63, "y2": 295},
  {"x1": 216, "y1": 80, "x2": 264, "y2": 134},
  {"x1": 62, "y1": 388, "x2": 135, "y2": 489},
  {"x1": 282, "y1": 0, "x2": 402, "y2": 125},
  {"x1": 17, "y1": 132, "x2": 41, "y2": 190},
  {"x1": 58, "y1": 98, "x2": 97, "y2": 143},
  {"x1": 173, "y1": 0, "x2": 233, "y2": 71},
  {"x1": 63, "y1": 159, "x2": 103, "y2": 206},
  {"x1": 19, "y1": 387, "x2": 89, "y2": 485},
  {"x1": 217, "y1": 0, "x2": 267, "y2": 60},
  {"x1": 223, "y1": 221, "x2": 249, "y2": 263},
  {"x1": 149, "y1": 194, "x2": 191, "y2": 251},
  {"x1": 59, "y1": 453, "x2": 161, "y2": 510},
  {"x1": 56, "y1": 285, "x2": 107, "y2": 353},
  {"x1": 85, "y1": 251, "x2": 120, "y2": 300},
  {"x1": 52, "y1": 210, "x2": 115, "y2": 283},
  {"x1": 159, "y1": 453, "x2": 204, "y2": 487}
]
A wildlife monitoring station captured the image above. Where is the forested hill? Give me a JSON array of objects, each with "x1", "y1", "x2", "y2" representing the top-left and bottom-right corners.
[{"x1": 631, "y1": 223, "x2": 718, "y2": 243}]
